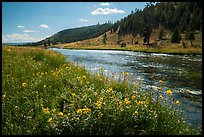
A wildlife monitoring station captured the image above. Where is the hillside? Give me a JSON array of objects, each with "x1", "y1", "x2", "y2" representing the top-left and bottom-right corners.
[
  {"x1": 50, "y1": 26, "x2": 202, "y2": 55},
  {"x1": 48, "y1": 2, "x2": 202, "y2": 55},
  {"x1": 113, "y1": 2, "x2": 202, "y2": 41},
  {"x1": 31, "y1": 2, "x2": 202, "y2": 55},
  {"x1": 32, "y1": 23, "x2": 113, "y2": 46}
]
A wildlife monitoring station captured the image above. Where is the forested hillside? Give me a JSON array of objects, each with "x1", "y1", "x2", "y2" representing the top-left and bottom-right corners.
[
  {"x1": 31, "y1": 2, "x2": 202, "y2": 47},
  {"x1": 113, "y1": 2, "x2": 202, "y2": 44},
  {"x1": 32, "y1": 23, "x2": 112, "y2": 46}
]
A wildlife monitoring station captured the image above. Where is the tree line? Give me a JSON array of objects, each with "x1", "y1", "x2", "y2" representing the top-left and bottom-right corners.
[{"x1": 113, "y1": 2, "x2": 202, "y2": 44}]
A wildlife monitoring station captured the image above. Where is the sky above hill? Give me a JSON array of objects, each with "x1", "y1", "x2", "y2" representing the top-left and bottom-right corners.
[{"x1": 2, "y1": 2, "x2": 147, "y2": 43}]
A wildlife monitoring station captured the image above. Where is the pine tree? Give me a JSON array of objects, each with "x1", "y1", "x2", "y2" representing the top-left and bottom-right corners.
[
  {"x1": 103, "y1": 32, "x2": 107, "y2": 46},
  {"x1": 47, "y1": 38, "x2": 51, "y2": 46},
  {"x1": 43, "y1": 40, "x2": 47, "y2": 48},
  {"x1": 143, "y1": 25, "x2": 152, "y2": 44},
  {"x1": 185, "y1": 31, "x2": 195, "y2": 46},
  {"x1": 171, "y1": 28, "x2": 181, "y2": 43}
]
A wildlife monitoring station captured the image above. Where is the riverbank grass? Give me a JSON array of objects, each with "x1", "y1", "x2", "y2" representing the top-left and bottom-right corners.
[
  {"x1": 2, "y1": 46, "x2": 201, "y2": 135},
  {"x1": 51, "y1": 43, "x2": 202, "y2": 55}
]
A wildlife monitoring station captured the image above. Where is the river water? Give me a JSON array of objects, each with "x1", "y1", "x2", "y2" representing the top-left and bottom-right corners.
[{"x1": 51, "y1": 48, "x2": 202, "y2": 127}]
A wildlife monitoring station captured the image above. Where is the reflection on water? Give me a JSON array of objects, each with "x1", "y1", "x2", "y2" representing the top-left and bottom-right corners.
[{"x1": 51, "y1": 48, "x2": 202, "y2": 127}]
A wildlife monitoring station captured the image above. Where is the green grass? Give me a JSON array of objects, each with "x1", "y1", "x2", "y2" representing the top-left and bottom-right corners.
[
  {"x1": 50, "y1": 30, "x2": 202, "y2": 55},
  {"x1": 2, "y1": 46, "x2": 201, "y2": 135}
]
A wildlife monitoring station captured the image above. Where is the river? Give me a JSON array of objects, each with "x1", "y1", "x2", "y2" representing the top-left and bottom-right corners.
[{"x1": 51, "y1": 48, "x2": 202, "y2": 127}]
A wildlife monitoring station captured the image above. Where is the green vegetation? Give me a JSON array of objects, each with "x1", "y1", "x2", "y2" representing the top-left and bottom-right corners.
[
  {"x1": 22, "y1": 2, "x2": 201, "y2": 57},
  {"x1": 171, "y1": 28, "x2": 182, "y2": 43},
  {"x1": 113, "y1": 2, "x2": 202, "y2": 39},
  {"x1": 2, "y1": 46, "x2": 201, "y2": 135},
  {"x1": 32, "y1": 23, "x2": 113, "y2": 46},
  {"x1": 103, "y1": 32, "x2": 107, "y2": 46}
]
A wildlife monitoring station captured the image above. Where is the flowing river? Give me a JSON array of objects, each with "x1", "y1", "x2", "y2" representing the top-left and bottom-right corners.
[{"x1": 51, "y1": 48, "x2": 202, "y2": 127}]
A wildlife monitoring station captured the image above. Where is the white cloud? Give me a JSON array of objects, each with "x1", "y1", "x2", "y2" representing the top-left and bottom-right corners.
[
  {"x1": 79, "y1": 18, "x2": 88, "y2": 22},
  {"x1": 17, "y1": 25, "x2": 25, "y2": 28},
  {"x1": 39, "y1": 24, "x2": 49, "y2": 28},
  {"x1": 2, "y1": 33, "x2": 43, "y2": 43},
  {"x1": 23, "y1": 30, "x2": 37, "y2": 33},
  {"x1": 100, "y1": 3, "x2": 110, "y2": 6},
  {"x1": 91, "y1": 8, "x2": 125, "y2": 15}
]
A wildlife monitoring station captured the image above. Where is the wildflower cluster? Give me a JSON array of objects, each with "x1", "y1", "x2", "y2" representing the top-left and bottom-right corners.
[
  {"x1": 96, "y1": 98, "x2": 103, "y2": 109},
  {"x1": 76, "y1": 107, "x2": 91, "y2": 114}
]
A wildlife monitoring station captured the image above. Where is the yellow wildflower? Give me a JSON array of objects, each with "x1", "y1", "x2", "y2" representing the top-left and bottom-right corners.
[
  {"x1": 98, "y1": 112, "x2": 103, "y2": 118},
  {"x1": 2, "y1": 94, "x2": 6, "y2": 99},
  {"x1": 124, "y1": 98, "x2": 131, "y2": 105},
  {"x1": 108, "y1": 87, "x2": 113, "y2": 93},
  {"x1": 43, "y1": 85, "x2": 47, "y2": 88},
  {"x1": 41, "y1": 72, "x2": 44, "y2": 75},
  {"x1": 22, "y1": 82, "x2": 27, "y2": 88},
  {"x1": 71, "y1": 93, "x2": 76, "y2": 96},
  {"x1": 119, "y1": 101, "x2": 123, "y2": 106},
  {"x1": 159, "y1": 94, "x2": 163, "y2": 99},
  {"x1": 100, "y1": 78, "x2": 103, "y2": 81},
  {"x1": 133, "y1": 110, "x2": 139, "y2": 116},
  {"x1": 97, "y1": 100, "x2": 102, "y2": 109},
  {"x1": 166, "y1": 89, "x2": 172, "y2": 96},
  {"x1": 42, "y1": 107, "x2": 50, "y2": 114},
  {"x1": 48, "y1": 117, "x2": 53, "y2": 123},
  {"x1": 159, "y1": 80, "x2": 164, "y2": 84},
  {"x1": 52, "y1": 108, "x2": 56, "y2": 113},
  {"x1": 82, "y1": 107, "x2": 91, "y2": 114},
  {"x1": 131, "y1": 95, "x2": 136, "y2": 100},
  {"x1": 99, "y1": 97, "x2": 104, "y2": 102},
  {"x1": 82, "y1": 75, "x2": 86, "y2": 79},
  {"x1": 76, "y1": 109, "x2": 82, "y2": 114},
  {"x1": 58, "y1": 112, "x2": 63, "y2": 116},
  {"x1": 126, "y1": 100, "x2": 131, "y2": 105},
  {"x1": 124, "y1": 72, "x2": 129, "y2": 76},
  {"x1": 124, "y1": 98, "x2": 129, "y2": 102},
  {"x1": 175, "y1": 100, "x2": 180, "y2": 105},
  {"x1": 138, "y1": 101, "x2": 143, "y2": 106},
  {"x1": 97, "y1": 74, "x2": 100, "y2": 77}
]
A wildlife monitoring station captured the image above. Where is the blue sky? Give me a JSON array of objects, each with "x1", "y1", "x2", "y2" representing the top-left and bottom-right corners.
[{"x1": 2, "y1": 2, "x2": 147, "y2": 43}]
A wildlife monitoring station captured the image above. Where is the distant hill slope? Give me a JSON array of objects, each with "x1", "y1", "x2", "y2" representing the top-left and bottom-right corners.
[{"x1": 33, "y1": 23, "x2": 113, "y2": 46}]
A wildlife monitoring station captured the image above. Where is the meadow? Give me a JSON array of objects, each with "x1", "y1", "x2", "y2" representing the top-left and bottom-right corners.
[
  {"x1": 2, "y1": 46, "x2": 201, "y2": 135},
  {"x1": 50, "y1": 30, "x2": 202, "y2": 55}
]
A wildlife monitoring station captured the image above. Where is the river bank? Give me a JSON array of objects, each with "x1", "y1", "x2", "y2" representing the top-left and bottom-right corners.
[
  {"x1": 49, "y1": 43, "x2": 202, "y2": 56},
  {"x1": 51, "y1": 48, "x2": 202, "y2": 127},
  {"x1": 2, "y1": 46, "x2": 201, "y2": 135}
]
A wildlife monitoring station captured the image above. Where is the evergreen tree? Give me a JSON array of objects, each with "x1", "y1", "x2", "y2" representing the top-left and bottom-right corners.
[
  {"x1": 110, "y1": 29, "x2": 113, "y2": 34},
  {"x1": 143, "y1": 25, "x2": 152, "y2": 44},
  {"x1": 47, "y1": 38, "x2": 51, "y2": 46},
  {"x1": 185, "y1": 31, "x2": 195, "y2": 46},
  {"x1": 43, "y1": 40, "x2": 47, "y2": 48},
  {"x1": 103, "y1": 32, "x2": 107, "y2": 46},
  {"x1": 171, "y1": 28, "x2": 181, "y2": 43}
]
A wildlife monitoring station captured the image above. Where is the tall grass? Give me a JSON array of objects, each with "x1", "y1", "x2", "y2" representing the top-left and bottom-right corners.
[{"x1": 2, "y1": 46, "x2": 201, "y2": 135}]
